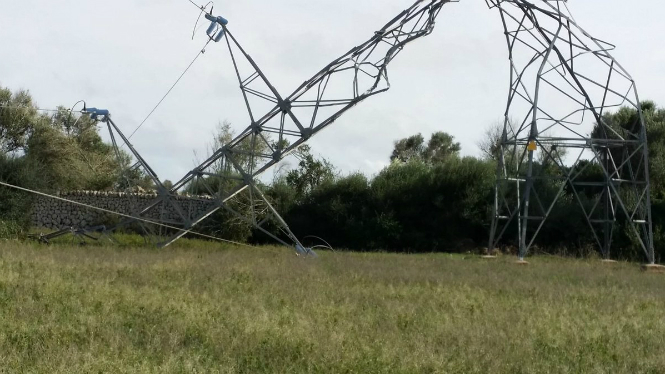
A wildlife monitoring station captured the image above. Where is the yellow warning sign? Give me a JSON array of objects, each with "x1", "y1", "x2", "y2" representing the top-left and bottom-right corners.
[{"x1": 527, "y1": 141, "x2": 537, "y2": 151}]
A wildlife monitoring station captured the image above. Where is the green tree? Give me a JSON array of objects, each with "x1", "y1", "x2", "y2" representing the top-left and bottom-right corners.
[
  {"x1": 0, "y1": 87, "x2": 37, "y2": 154},
  {"x1": 186, "y1": 120, "x2": 275, "y2": 242},
  {"x1": 391, "y1": 132, "x2": 460, "y2": 164},
  {"x1": 0, "y1": 85, "x2": 152, "y2": 235},
  {"x1": 285, "y1": 145, "x2": 336, "y2": 199},
  {"x1": 423, "y1": 131, "x2": 461, "y2": 163},
  {"x1": 24, "y1": 107, "x2": 131, "y2": 191},
  {"x1": 391, "y1": 133, "x2": 425, "y2": 163}
]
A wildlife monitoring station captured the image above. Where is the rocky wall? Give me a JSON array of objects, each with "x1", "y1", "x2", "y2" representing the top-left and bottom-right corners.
[{"x1": 31, "y1": 191, "x2": 216, "y2": 230}]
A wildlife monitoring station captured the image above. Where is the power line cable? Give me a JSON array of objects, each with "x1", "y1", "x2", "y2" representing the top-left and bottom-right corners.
[
  {"x1": 186, "y1": 0, "x2": 203, "y2": 10},
  {"x1": 4, "y1": 2, "x2": 214, "y2": 152},
  {"x1": 191, "y1": 1, "x2": 215, "y2": 40},
  {"x1": 69, "y1": 38, "x2": 213, "y2": 172},
  {"x1": 125, "y1": 35, "x2": 212, "y2": 141},
  {"x1": 0, "y1": 105, "x2": 84, "y2": 114},
  {"x1": 3, "y1": 0, "x2": 214, "y2": 141}
]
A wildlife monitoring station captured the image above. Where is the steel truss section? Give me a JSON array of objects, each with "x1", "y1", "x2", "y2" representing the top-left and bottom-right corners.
[
  {"x1": 486, "y1": 0, "x2": 655, "y2": 263},
  {"x1": 77, "y1": 0, "x2": 654, "y2": 262},
  {"x1": 88, "y1": 110, "x2": 184, "y2": 244},
  {"x1": 141, "y1": 0, "x2": 452, "y2": 251}
]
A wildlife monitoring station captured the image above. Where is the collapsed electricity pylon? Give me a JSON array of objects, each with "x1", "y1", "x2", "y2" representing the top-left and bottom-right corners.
[
  {"x1": 119, "y1": 0, "x2": 451, "y2": 252},
  {"x1": 486, "y1": 1, "x2": 656, "y2": 263},
  {"x1": 73, "y1": 0, "x2": 654, "y2": 263}
]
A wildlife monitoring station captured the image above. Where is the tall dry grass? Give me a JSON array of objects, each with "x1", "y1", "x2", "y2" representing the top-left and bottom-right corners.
[{"x1": 0, "y1": 241, "x2": 664, "y2": 373}]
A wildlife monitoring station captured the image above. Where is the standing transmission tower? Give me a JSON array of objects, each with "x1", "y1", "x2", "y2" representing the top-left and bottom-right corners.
[{"x1": 486, "y1": 1, "x2": 655, "y2": 263}]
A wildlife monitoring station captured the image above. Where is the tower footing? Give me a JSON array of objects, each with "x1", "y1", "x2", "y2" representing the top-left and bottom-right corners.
[{"x1": 641, "y1": 264, "x2": 665, "y2": 273}]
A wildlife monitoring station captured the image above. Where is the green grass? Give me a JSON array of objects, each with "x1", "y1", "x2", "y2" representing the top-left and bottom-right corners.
[{"x1": 0, "y1": 241, "x2": 664, "y2": 373}]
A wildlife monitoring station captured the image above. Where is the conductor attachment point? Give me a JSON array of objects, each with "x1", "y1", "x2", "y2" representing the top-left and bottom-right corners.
[{"x1": 205, "y1": 13, "x2": 229, "y2": 42}]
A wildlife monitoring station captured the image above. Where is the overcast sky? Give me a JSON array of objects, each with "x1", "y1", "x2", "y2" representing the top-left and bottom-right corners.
[{"x1": 1, "y1": 0, "x2": 663, "y2": 183}]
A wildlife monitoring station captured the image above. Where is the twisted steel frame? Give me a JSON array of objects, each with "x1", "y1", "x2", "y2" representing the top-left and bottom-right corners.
[
  {"x1": 80, "y1": 0, "x2": 654, "y2": 262},
  {"x1": 486, "y1": 0, "x2": 654, "y2": 263},
  {"x1": 131, "y1": 0, "x2": 451, "y2": 252}
]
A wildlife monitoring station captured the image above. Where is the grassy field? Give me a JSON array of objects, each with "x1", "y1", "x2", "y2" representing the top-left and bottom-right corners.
[{"x1": 0, "y1": 240, "x2": 664, "y2": 373}]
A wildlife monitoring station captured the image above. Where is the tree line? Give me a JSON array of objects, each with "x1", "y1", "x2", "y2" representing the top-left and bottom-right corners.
[{"x1": 1, "y1": 84, "x2": 665, "y2": 260}]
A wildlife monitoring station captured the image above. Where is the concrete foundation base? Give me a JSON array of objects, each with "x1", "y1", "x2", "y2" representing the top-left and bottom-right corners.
[
  {"x1": 515, "y1": 260, "x2": 530, "y2": 265},
  {"x1": 601, "y1": 259, "x2": 618, "y2": 264},
  {"x1": 481, "y1": 255, "x2": 498, "y2": 259},
  {"x1": 641, "y1": 264, "x2": 665, "y2": 273}
]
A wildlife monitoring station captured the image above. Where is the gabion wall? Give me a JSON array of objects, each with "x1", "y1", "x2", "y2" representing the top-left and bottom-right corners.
[{"x1": 31, "y1": 191, "x2": 216, "y2": 230}]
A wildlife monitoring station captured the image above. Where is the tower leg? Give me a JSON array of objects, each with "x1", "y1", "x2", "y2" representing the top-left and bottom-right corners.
[
  {"x1": 157, "y1": 181, "x2": 315, "y2": 256},
  {"x1": 519, "y1": 148, "x2": 535, "y2": 261},
  {"x1": 488, "y1": 162, "x2": 502, "y2": 254},
  {"x1": 603, "y1": 146, "x2": 612, "y2": 260}
]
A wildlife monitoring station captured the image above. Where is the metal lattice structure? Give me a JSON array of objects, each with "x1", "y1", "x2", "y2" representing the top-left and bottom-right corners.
[
  {"x1": 119, "y1": 0, "x2": 451, "y2": 253},
  {"x1": 486, "y1": 0, "x2": 655, "y2": 263},
  {"x1": 78, "y1": 0, "x2": 654, "y2": 262}
]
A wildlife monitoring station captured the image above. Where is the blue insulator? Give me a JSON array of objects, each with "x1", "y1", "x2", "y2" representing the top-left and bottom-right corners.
[
  {"x1": 203, "y1": 13, "x2": 228, "y2": 41},
  {"x1": 206, "y1": 21, "x2": 217, "y2": 37},
  {"x1": 85, "y1": 107, "x2": 109, "y2": 120},
  {"x1": 214, "y1": 29, "x2": 225, "y2": 42},
  {"x1": 86, "y1": 108, "x2": 109, "y2": 116},
  {"x1": 204, "y1": 13, "x2": 228, "y2": 25}
]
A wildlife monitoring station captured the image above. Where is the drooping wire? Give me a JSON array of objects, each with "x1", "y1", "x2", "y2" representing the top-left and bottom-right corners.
[
  {"x1": 0, "y1": 102, "x2": 89, "y2": 140},
  {"x1": 4, "y1": 1, "x2": 214, "y2": 142},
  {"x1": 65, "y1": 100, "x2": 87, "y2": 133},
  {"x1": 191, "y1": 1, "x2": 215, "y2": 40},
  {"x1": 0, "y1": 105, "x2": 84, "y2": 114},
  {"x1": 185, "y1": 0, "x2": 204, "y2": 10},
  {"x1": 1, "y1": 1, "x2": 217, "y2": 146},
  {"x1": 124, "y1": 38, "x2": 213, "y2": 141}
]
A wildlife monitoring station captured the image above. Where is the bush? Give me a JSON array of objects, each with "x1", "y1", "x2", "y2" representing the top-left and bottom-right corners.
[
  {"x1": 371, "y1": 157, "x2": 495, "y2": 251},
  {"x1": 0, "y1": 154, "x2": 37, "y2": 227},
  {"x1": 281, "y1": 158, "x2": 496, "y2": 252},
  {"x1": 0, "y1": 220, "x2": 25, "y2": 240}
]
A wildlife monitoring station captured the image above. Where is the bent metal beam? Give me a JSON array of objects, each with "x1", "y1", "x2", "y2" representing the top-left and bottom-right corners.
[{"x1": 82, "y1": 0, "x2": 654, "y2": 263}]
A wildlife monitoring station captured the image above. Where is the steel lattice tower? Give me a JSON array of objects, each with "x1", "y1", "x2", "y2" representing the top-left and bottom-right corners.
[
  {"x1": 486, "y1": 0, "x2": 655, "y2": 263},
  {"x1": 82, "y1": 0, "x2": 654, "y2": 262}
]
